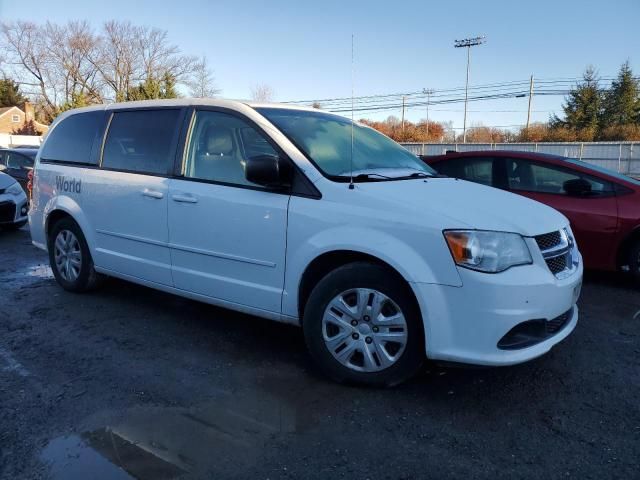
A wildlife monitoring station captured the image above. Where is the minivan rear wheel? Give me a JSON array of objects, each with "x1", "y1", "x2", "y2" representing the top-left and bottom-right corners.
[
  {"x1": 48, "y1": 217, "x2": 101, "y2": 292},
  {"x1": 302, "y1": 262, "x2": 424, "y2": 387}
]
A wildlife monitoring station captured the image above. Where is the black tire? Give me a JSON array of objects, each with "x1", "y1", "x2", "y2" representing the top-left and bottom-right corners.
[
  {"x1": 302, "y1": 262, "x2": 425, "y2": 387},
  {"x1": 47, "y1": 217, "x2": 102, "y2": 292},
  {"x1": 629, "y1": 240, "x2": 640, "y2": 285}
]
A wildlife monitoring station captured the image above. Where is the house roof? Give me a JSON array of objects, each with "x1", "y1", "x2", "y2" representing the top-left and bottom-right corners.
[
  {"x1": 0, "y1": 105, "x2": 49, "y2": 130},
  {"x1": 0, "y1": 106, "x2": 20, "y2": 117}
]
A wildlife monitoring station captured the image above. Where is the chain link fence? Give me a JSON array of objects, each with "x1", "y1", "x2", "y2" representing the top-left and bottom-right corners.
[{"x1": 401, "y1": 142, "x2": 640, "y2": 176}]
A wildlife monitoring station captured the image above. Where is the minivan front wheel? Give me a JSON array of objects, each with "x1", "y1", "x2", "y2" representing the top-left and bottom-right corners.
[
  {"x1": 303, "y1": 262, "x2": 424, "y2": 387},
  {"x1": 48, "y1": 217, "x2": 101, "y2": 292}
]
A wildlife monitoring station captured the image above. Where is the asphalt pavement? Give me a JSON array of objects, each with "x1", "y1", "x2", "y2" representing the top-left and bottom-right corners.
[{"x1": 0, "y1": 227, "x2": 638, "y2": 479}]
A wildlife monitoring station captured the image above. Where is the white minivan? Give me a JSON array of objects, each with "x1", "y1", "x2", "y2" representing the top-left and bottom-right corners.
[{"x1": 29, "y1": 99, "x2": 583, "y2": 386}]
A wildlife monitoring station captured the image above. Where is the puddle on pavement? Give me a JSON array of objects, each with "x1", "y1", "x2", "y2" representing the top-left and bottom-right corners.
[
  {"x1": 40, "y1": 382, "x2": 319, "y2": 479},
  {"x1": 1, "y1": 263, "x2": 53, "y2": 283},
  {"x1": 25, "y1": 264, "x2": 54, "y2": 279}
]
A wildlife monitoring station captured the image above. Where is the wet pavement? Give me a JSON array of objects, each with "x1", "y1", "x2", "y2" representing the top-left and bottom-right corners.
[{"x1": 1, "y1": 227, "x2": 639, "y2": 479}]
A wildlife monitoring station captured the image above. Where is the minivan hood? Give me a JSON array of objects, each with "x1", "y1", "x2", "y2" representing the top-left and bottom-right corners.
[
  {"x1": 0, "y1": 172, "x2": 17, "y2": 190},
  {"x1": 355, "y1": 177, "x2": 568, "y2": 236}
]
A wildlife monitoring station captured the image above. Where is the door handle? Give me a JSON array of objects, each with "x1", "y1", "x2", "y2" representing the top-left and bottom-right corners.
[
  {"x1": 142, "y1": 189, "x2": 164, "y2": 199},
  {"x1": 171, "y1": 194, "x2": 198, "y2": 204}
]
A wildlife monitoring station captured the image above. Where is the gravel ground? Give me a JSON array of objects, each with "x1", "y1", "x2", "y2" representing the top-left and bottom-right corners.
[{"x1": 0, "y1": 227, "x2": 639, "y2": 479}]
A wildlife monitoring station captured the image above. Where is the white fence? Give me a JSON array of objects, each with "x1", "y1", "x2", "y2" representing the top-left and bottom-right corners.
[
  {"x1": 401, "y1": 142, "x2": 640, "y2": 176},
  {"x1": 0, "y1": 133, "x2": 42, "y2": 148}
]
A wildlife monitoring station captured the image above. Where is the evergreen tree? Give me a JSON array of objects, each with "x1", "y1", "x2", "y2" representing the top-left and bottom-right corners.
[
  {"x1": 127, "y1": 73, "x2": 179, "y2": 101},
  {"x1": 0, "y1": 77, "x2": 26, "y2": 107},
  {"x1": 59, "y1": 92, "x2": 90, "y2": 113},
  {"x1": 601, "y1": 61, "x2": 640, "y2": 127},
  {"x1": 12, "y1": 119, "x2": 39, "y2": 135},
  {"x1": 557, "y1": 66, "x2": 603, "y2": 138}
]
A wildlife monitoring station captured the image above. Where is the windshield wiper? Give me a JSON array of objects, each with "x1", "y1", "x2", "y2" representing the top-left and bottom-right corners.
[
  {"x1": 352, "y1": 173, "x2": 393, "y2": 181},
  {"x1": 338, "y1": 169, "x2": 434, "y2": 182}
]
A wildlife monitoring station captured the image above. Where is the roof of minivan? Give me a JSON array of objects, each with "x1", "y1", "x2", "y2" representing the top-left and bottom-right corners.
[
  {"x1": 50, "y1": 98, "x2": 345, "y2": 129},
  {"x1": 61, "y1": 98, "x2": 322, "y2": 114}
]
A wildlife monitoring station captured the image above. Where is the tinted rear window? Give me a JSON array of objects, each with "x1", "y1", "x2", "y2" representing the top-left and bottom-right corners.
[
  {"x1": 101, "y1": 109, "x2": 180, "y2": 175},
  {"x1": 40, "y1": 111, "x2": 104, "y2": 164}
]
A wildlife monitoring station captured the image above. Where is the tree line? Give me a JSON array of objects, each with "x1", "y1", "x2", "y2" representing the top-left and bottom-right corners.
[
  {"x1": 541, "y1": 61, "x2": 640, "y2": 141},
  {"x1": 0, "y1": 20, "x2": 219, "y2": 124},
  {"x1": 1, "y1": 21, "x2": 638, "y2": 143},
  {"x1": 361, "y1": 62, "x2": 640, "y2": 143}
]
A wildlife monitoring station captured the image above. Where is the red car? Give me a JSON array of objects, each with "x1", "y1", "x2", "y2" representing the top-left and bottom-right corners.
[{"x1": 422, "y1": 151, "x2": 640, "y2": 279}]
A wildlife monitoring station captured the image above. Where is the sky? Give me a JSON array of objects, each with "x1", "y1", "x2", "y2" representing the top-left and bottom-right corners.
[{"x1": 1, "y1": 0, "x2": 639, "y2": 130}]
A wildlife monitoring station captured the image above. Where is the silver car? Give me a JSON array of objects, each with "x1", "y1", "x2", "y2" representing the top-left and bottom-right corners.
[{"x1": 0, "y1": 171, "x2": 28, "y2": 230}]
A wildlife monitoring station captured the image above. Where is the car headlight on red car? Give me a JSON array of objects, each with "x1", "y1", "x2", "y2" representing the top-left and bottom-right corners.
[{"x1": 444, "y1": 230, "x2": 532, "y2": 273}]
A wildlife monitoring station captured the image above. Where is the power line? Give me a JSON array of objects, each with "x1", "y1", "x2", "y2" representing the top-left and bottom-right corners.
[{"x1": 283, "y1": 75, "x2": 638, "y2": 113}]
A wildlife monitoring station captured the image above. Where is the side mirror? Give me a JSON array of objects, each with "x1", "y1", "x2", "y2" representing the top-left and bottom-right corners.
[
  {"x1": 245, "y1": 154, "x2": 291, "y2": 188},
  {"x1": 0, "y1": 164, "x2": 6, "y2": 172},
  {"x1": 563, "y1": 178, "x2": 592, "y2": 197}
]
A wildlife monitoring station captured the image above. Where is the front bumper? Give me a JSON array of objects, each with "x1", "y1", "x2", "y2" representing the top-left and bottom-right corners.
[
  {"x1": 412, "y1": 257, "x2": 583, "y2": 366},
  {"x1": 0, "y1": 193, "x2": 28, "y2": 226}
]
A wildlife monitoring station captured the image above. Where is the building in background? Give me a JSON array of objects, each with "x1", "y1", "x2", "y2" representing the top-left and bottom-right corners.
[{"x1": 0, "y1": 102, "x2": 49, "y2": 135}]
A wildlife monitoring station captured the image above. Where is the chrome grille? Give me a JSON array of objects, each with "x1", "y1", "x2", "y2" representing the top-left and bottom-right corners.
[
  {"x1": 534, "y1": 231, "x2": 562, "y2": 251},
  {"x1": 546, "y1": 255, "x2": 567, "y2": 275},
  {"x1": 535, "y1": 229, "x2": 574, "y2": 277}
]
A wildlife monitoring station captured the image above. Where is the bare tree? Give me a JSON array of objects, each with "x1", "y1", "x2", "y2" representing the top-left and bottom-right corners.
[
  {"x1": 88, "y1": 20, "x2": 139, "y2": 102},
  {"x1": 186, "y1": 56, "x2": 220, "y2": 98},
  {"x1": 250, "y1": 83, "x2": 275, "y2": 102},
  {"x1": 87, "y1": 21, "x2": 197, "y2": 102},
  {"x1": 1, "y1": 20, "x2": 103, "y2": 119},
  {"x1": 0, "y1": 19, "x2": 215, "y2": 117},
  {"x1": 1, "y1": 21, "x2": 58, "y2": 120},
  {"x1": 44, "y1": 21, "x2": 103, "y2": 106},
  {"x1": 135, "y1": 25, "x2": 197, "y2": 85}
]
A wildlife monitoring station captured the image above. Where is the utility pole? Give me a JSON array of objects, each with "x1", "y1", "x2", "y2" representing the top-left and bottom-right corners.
[
  {"x1": 525, "y1": 74, "x2": 534, "y2": 140},
  {"x1": 401, "y1": 95, "x2": 406, "y2": 138},
  {"x1": 454, "y1": 36, "x2": 486, "y2": 143},
  {"x1": 423, "y1": 88, "x2": 434, "y2": 139}
]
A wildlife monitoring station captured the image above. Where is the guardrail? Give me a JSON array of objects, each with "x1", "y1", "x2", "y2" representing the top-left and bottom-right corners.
[{"x1": 401, "y1": 142, "x2": 640, "y2": 176}]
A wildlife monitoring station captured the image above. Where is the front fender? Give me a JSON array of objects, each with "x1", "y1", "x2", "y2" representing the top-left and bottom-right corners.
[{"x1": 282, "y1": 225, "x2": 462, "y2": 318}]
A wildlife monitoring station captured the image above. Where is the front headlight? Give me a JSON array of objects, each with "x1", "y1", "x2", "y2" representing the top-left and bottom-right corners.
[
  {"x1": 444, "y1": 230, "x2": 532, "y2": 273},
  {"x1": 6, "y1": 182, "x2": 23, "y2": 197}
]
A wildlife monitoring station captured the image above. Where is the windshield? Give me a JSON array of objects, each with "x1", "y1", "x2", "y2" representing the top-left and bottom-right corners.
[
  {"x1": 256, "y1": 107, "x2": 436, "y2": 180},
  {"x1": 563, "y1": 158, "x2": 640, "y2": 186}
]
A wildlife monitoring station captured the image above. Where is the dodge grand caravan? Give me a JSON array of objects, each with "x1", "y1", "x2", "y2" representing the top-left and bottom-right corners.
[{"x1": 29, "y1": 99, "x2": 583, "y2": 386}]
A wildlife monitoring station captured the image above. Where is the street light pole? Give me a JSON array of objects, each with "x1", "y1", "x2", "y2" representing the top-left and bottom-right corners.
[{"x1": 454, "y1": 36, "x2": 486, "y2": 143}]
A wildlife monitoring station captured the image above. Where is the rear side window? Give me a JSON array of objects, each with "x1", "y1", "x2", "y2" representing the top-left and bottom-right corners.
[
  {"x1": 435, "y1": 157, "x2": 496, "y2": 187},
  {"x1": 506, "y1": 158, "x2": 615, "y2": 196},
  {"x1": 6, "y1": 152, "x2": 34, "y2": 170},
  {"x1": 40, "y1": 111, "x2": 104, "y2": 164},
  {"x1": 102, "y1": 109, "x2": 181, "y2": 175}
]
